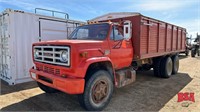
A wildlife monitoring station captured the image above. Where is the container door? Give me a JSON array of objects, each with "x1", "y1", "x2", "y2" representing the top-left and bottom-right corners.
[
  {"x1": 39, "y1": 19, "x2": 77, "y2": 41},
  {"x1": 0, "y1": 13, "x2": 12, "y2": 83}
]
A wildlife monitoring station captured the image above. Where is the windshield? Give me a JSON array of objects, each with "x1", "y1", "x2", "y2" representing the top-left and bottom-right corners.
[{"x1": 68, "y1": 23, "x2": 109, "y2": 40}]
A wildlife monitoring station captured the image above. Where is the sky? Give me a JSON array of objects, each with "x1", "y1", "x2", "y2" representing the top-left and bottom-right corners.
[{"x1": 0, "y1": 0, "x2": 199, "y2": 39}]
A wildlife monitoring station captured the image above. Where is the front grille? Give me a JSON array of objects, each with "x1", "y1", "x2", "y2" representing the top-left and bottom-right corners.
[
  {"x1": 34, "y1": 46, "x2": 70, "y2": 66},
  {"x1": 36, "y1": 65, "x2": 60, "y2": 75}
]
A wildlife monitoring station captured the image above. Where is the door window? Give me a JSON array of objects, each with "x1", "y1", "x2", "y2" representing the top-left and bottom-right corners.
[{"x1": 110, "y1": 26, "x2": 124, "y2": 40}]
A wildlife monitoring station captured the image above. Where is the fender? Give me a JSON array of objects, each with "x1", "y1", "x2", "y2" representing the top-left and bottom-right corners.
[{"x1": 75, "y1": 57, "x2": 116, "y2": 82}]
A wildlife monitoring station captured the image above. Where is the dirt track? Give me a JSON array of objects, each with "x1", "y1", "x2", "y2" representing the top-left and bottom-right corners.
[{"x1": 0, "y1": 55, "x2": 200, "y2": 111}]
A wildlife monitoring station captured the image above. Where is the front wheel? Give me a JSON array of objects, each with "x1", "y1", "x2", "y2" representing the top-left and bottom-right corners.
[{"x1": 78, "y1": 70, "x2": 113, "y2": 111}]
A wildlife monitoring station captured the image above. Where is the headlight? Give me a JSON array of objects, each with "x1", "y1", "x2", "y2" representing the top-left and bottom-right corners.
[
  {"x1": 34, "y1": 49, "x2": 39, "y2": 58},
  {"x1": 60, "y1": 50, "x2": 68, "y2": 62}
]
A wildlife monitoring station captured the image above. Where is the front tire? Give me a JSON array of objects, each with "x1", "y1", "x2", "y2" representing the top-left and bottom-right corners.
[
  {"x1": 37, "y1": 82, "x2": 58, "y2": 93},
  {"x1": 78, "y1": 70, "x2": 113, "y2": 111}
]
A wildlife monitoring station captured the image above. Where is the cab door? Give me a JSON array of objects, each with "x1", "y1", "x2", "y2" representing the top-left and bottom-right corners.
[{"x1": 109, "y1": 26, "x2": 133, "y2": 69}]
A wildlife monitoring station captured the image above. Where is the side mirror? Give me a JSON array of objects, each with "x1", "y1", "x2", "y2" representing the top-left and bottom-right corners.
[{"x1": 123, "y1": 20, "x2": 132, "y2": 40}]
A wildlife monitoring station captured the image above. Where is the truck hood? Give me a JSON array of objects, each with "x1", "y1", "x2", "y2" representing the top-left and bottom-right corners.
[
  {"x1": 33, "y1": 39, "x2": 106, "y2": 58},
  {"x1": 33, "y1": 40, "x2": 104, "y2": 46}
]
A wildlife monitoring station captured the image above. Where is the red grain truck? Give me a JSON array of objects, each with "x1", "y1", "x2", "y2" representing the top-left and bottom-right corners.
[{"x1": 29, "y1": 12, "x2": 187, "y2": 111}]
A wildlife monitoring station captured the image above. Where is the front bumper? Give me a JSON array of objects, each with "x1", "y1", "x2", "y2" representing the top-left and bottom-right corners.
[{"x1": 29, "y1": 68, "x2": 85, "y2": 94}]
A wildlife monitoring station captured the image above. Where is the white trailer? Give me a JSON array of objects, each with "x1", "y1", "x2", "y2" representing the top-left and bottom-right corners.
[{"x1": 0, "y1": 8, "x2": 85, "y2": 85}]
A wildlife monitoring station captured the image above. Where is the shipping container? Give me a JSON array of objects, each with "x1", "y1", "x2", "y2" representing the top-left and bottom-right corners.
[
  {"x1": 90, "y1": 12, "x2": 186, "y2": 60},
  {"x1": 0, "y1": 9, "x2": 85, "y2": 85}
]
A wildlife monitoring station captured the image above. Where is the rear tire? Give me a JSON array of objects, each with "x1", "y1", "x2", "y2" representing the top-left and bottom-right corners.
[
  {"x1": 138, "y1": 64, "x2": 152, "y2": 71},
  {"x1": 185, "y1": 49, "x2": 189, "y2": 56},
  {"x1": 153, "y1": 57, "x2": 162, "y2": 77},
  {"x1": 191, "y1": 50, "x2": 195, "y2": 57},
  {"x1": 78, "y1": 70, "x2": 113, "y2": 111},
  {"x1": 142, "y1": 64, "x2": 152, "y2": 71},
  {"x1": 37, "y1": 82, "x2": 58, "y2": 93},
  {"x1": 171, "y1": 55, "x2": 179, "y2": 74},
  {"x1": 160, "y1": 56, "x2": 173, "y2": 78}
]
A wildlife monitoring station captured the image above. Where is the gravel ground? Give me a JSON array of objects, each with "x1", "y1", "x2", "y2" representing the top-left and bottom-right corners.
[{"x1": 0, "y1": 54, "x2": 200, "y2": 111}]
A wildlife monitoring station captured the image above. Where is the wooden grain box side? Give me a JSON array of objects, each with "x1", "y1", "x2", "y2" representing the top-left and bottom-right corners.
[{"x1": 135, "y1": 15, "x2": 186, "y2": 60}]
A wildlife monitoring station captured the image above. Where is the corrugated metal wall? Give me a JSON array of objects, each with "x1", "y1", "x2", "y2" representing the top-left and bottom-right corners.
[{"x1": 0, "y1": 13, "x2": 12, "y2": 83}]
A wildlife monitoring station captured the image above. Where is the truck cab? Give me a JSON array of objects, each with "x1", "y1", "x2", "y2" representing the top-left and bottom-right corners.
[{"x1": 30, "y1": 21, "x2": 135, "y2": 111}]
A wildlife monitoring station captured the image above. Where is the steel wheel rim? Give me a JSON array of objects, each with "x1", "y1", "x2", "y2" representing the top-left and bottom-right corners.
[
  {"x1": 91, "y1": 79, "x2": 109, "y2": 104},
  {"x1": 167, "y1": 59, "x2": 173, "y2": 75},
  {"x1": 175, "y1": 58, "x2": 179, "y2": 72}
]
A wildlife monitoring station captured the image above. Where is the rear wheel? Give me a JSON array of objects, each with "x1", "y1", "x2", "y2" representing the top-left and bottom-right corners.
[
  {"x1": 160, "y1": 57, "x2": 173, "y2": 78},
  {"x1": 185, "y1": 49, "x2": 189, "y2": 56},
  {"x1": 153, "y1": 57, "x2": 162, "y2": 77},
  {"x1": 191, "y1": 49, "x2": 195, "y2": 57},
  {"x1": 141, "y1": 64, "x2": 152, "y2": 71},
  {"x1": 171, "y1": 55, "x2": 179, "y2": 74},
  {"x1": 37, "y1": 82, "x2": 58, "y2": 93},
  {"x1": 78, "y1": 70, "x2": 113, "y2": 111},
  {"x1": 197, "y1": 49, "x2": 200, "y2": 56}
]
